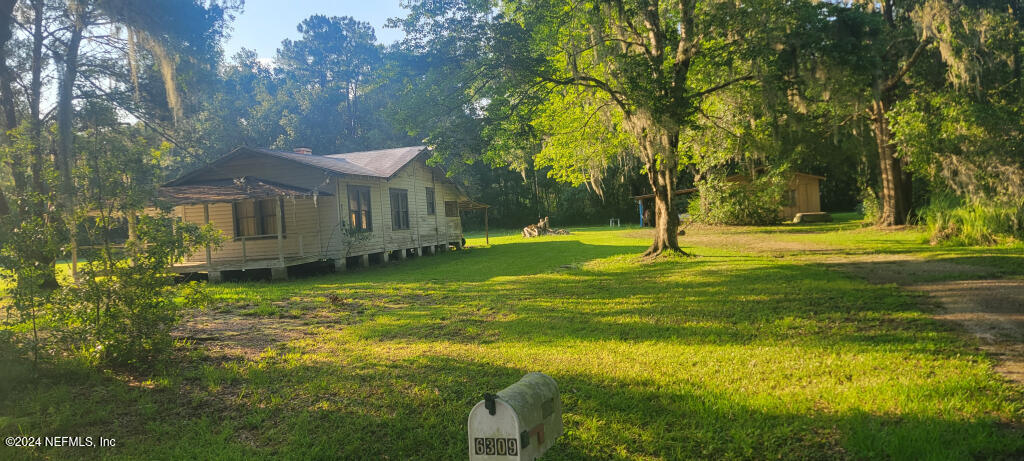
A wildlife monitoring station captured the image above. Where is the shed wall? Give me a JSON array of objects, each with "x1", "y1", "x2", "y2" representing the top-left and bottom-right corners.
[{"x1": 781, "y1": 174, "x2": 822, "y2": 219}]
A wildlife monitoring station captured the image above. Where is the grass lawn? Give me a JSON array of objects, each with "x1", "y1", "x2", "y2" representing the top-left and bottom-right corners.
[{"x1": 2, "y1": 219, "x2": 1022, "y2": 459}]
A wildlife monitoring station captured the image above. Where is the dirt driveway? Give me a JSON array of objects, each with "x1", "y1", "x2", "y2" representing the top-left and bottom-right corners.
[{"x1": 834, "y1": 256, "x2": 1024, "y2": 384}]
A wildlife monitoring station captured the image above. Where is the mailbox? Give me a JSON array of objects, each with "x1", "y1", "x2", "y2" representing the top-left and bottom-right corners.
[{"x1": 468, "y1": 372, "x2": 563, "y2": 460}]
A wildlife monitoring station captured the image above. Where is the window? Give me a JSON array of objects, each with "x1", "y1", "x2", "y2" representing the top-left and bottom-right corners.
[
  {"x1": 233, "y1": 198, "x2": 285, "y2": 238},
  {"x1": 390, "y1": 188, "x2": 410, "y2": 230},
  {"x1": 786, "y1": 189, "x2": 797, "y2": 207},
  {"x1": 348, "y1": 185, "x2": 372, "y2": 231},
  {"x1": 444, "y1": 200, "x2": 459, "y2": 218},
  {"x1": 425, "y1": 187, "x2": 436, "y2": 215}
]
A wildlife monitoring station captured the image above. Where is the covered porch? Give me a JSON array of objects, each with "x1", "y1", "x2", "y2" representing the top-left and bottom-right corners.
[{"x1": 158, "y1": 177, "x2": 334, "y2": 280}]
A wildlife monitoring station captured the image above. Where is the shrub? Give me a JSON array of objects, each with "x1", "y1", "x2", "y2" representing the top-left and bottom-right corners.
[
  {"x1": 689, "y1": 170, "x2": 787, "y2": 225},
  {"x1": 48, "y1": 215, "x2": 218, "y2": 367},
  {"x1": 858, "y1": 188, "x2": 881, "y2": 224},
  {"x1": 922, "y1": 196, "x2": 1024, "y2": 246}
]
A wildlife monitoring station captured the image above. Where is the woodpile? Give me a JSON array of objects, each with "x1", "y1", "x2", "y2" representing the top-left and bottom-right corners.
[{"x1": 522, "y1": 216, "x2": 570, "y2": 238}]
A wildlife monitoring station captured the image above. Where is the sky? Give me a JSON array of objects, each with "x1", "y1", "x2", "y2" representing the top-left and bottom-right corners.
[{"x1": 223, "y1": 0, "x2": 409, "y2": 62}]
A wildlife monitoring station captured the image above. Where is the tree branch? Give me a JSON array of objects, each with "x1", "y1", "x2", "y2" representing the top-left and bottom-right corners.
[
  {"x1": 79, "y1": 76, "x2": 205, "y2": 163},
  {"x1": 672, "y1": 0, "x2": 697, "y2": 87},
  {"x1": 881, "y1": 37, "x2": 931, "y2": 93},
  {"x1": 691, "y1": 74, "x2": 755, "y2": 99},
  {"x1": 698, "y1": 106, "x2": 741, "y2": 139},
  {"x1": 541, "y1": 74, "x2": 629, "y2": 113}
]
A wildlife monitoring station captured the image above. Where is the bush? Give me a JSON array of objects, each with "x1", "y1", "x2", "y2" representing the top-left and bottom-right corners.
[
  {"x1": 49, "y1": 215, "x2": 218, "y2": 367},
  {"x1": 689, "y1": 171, "x2": 787, "y2": 225},
  {"x1": 922, "y1": 196, "x2": 1024, "y2": 246},
  {"x1": 858, "y1": 188, "x2": 881, "y2": 224},
  {"x1": 0, "y1": 214, "x2": 220, "y2": 368}
]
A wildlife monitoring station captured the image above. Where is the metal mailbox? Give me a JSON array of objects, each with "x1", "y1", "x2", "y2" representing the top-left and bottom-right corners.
[{"x1": 467, "y1": 372, "x2": 563, "y2": 460}]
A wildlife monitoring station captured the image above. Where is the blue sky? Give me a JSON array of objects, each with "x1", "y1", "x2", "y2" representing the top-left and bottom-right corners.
[{"x1": 223, "y1": 0, "x2": 409, "y2": 61}]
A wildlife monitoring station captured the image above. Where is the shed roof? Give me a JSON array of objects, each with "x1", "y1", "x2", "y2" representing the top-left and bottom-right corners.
[
  {"x1": 457, "y1": 200, "x2": 490, "y2": 210},
  {"x1": 157, "y1": 177, "x2": 331, "y2": 206}
]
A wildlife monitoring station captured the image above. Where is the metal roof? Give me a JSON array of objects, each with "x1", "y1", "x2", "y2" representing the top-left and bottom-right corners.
[
  {"x1": 324, "y1": 146, "x2": 427, "y2": 178},
  {"x1": 165, "y1": 145, "x2": 430, "y2": 187},
  {"x1": 246, "y1": 147, "x2": 384, "y2": 177}
]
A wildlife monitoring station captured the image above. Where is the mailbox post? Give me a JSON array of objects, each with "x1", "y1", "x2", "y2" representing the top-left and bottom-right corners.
[{"x1": 468, "y1": 372, "x2": 563, "y2": 460}]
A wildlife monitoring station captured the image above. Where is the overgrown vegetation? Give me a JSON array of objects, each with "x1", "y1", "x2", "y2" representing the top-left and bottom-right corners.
[
  {"x1": 921, "y1": 196, "x2": 1024, "y2": 246},
  {"x1": 858, "y1": 188, "x2": 881, "y2": 225},
  {"x1": 892, "y1": 91, "x2": 1024, "y2": 245},
  {"x1": 689, "y1": 171, "x2": 787, "y2": 226},
  {"x1": 47, "y1": 216, "x2": 216, "y2": 367},
  {"x1": 1, "y1": 101, "x2": 220, "y2": 367},
  {"x1": 0, "y1": 174, "x2": 218, "y2": 368}
]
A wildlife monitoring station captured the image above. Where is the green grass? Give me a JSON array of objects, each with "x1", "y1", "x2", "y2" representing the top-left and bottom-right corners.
[{"x1": 1, "y1": 224, "x2": 1022, "y2": 460}]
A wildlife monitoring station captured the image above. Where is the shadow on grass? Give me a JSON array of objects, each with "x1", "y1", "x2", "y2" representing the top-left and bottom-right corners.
[
  {"x1": 350, "y1": 258, "x2": 972, "y2": 358},
  {"x1": 2, "y1": 350, "x2": 1019, "y2": 460},
  {"x1": 824, "y1": 253, "x2": 1024, "y2": 284},
  {"x1": 683, "y1": 213, "x2": 868, "y2": 236},
  {"x1": 206, "y1": 239, "x2": 650, "y2": 302}
]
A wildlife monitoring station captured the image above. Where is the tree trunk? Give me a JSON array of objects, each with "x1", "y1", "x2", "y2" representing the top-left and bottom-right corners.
[
  {"x1": 629, "y1": 114, "x2": 685, "y2": 257},
  {"x1": 0, "y1": 66, "x2": 23, "y2": 189},
  {"x1": 0, "y1": 0, "x2": 26, "y2": 214},
  {"x1": 56, "y1": 12, "x2": 84, "y2": 212},
  {"x1": 0, "y1": 0, "x2": 15, "y2": 51},
  {"x1": 28, "y1": 0, "x2": 46, "y2": 195},
  {"x1": 0, "y1": 0, "x2": 21, "y2": 186},
  {"x1": 645, "y1": 165, "x2": 682, "y2": 257},
  {"x1": 0, "y1": 187, "x2": 9, "y2": 216},
  {"x1": 870, "y1": 98, "x2": 910, "y2": 226},
  {"x1": 53, "y1": 7, "x2": 86, "y2": 287},
  {"x1": 1011, "y1": 1, "x2": 1023, "y2": 94}
]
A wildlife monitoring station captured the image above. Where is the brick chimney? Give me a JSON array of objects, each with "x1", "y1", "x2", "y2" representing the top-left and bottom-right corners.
[{"x1": 294, "y1": 147, "x2": 312, "y2": 155}]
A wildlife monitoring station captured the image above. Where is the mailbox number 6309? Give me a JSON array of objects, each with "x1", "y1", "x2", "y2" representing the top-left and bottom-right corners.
[{"x1": 474, "y1": 437, "x2": 518, "y2": 456}]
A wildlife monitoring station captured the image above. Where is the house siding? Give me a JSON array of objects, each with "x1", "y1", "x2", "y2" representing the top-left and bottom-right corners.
[{"x1": 171, "y1": 154, "x2": 465, "y2": 272}]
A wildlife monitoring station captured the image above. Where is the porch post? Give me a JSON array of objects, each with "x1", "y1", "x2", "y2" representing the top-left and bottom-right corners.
[
  {"x1": 315, "y1": 195, "x2": 323, "y2": 258},
  {"x1": 276, "y1": 197, "x2": 284, "y2": 266}
]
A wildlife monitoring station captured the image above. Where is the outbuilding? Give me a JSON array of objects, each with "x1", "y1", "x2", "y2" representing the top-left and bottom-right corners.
[
  {"x1": 631, "y1": 171, "x2": 825, "y2": 224},
  {"x1": 726, "y1": 171, "x2": 825, "y2": 220}
]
